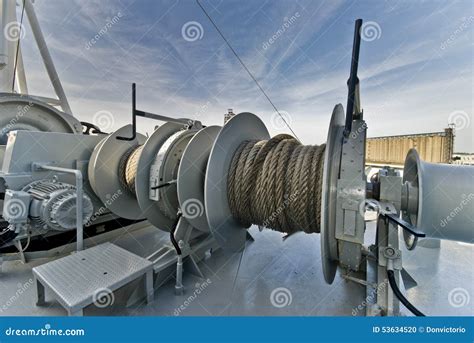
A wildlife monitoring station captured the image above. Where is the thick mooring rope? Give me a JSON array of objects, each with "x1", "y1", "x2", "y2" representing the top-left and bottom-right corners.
[
  {"x1": 228, "y1": 134, "x2": 326, "y2": 235},
  {"x1": 118, "y1": 145, "x2": 144, "y2": 196}
]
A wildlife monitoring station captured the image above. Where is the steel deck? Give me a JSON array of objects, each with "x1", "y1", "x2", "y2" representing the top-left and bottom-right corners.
[{"x1": 0, "y1": 222, "x2": 472, "y2": 316}]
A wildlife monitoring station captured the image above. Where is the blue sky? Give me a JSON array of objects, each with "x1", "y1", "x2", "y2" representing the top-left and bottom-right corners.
[{"x1": 19, "y1": 0, "x2": 473, "y2": 151}]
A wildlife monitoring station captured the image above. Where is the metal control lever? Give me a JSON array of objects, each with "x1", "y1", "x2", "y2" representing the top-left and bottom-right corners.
[
  {"x1": 117, "y1": 83, "x2": 198, "y2": 141},
  {"x1": 344, "y1": 18, "x2": 363, "y2": 137},
  {"x1": 117, "y1": 83, "x2": 138, "y2": 141},
  {"x1": 381, "y1": 212, "x2": 426, "y2": 238}
]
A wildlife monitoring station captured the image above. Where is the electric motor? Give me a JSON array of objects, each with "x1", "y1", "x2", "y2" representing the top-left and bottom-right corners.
[{"x1": 3, "y1": 179, "x2": 93, "y2": 234}]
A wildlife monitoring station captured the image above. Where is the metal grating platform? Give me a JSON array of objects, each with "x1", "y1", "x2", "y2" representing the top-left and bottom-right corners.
[{"x1": 32, "y1": 242, "x2": 153, "y2": 315}]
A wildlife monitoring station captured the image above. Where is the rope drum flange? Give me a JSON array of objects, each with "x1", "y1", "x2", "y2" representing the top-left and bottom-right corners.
[
  {"x1": 88, "y1": 123, "x2": 202, "y2": 229},
  {"x1": 134, "y1": 122, "x2": 186, "y2": 232},
  {"x1": 87, "y1": 125, "x2": 147, "y2": 220},
  {"x1": 152, "y1": 129, "x2": 198, "y2": 222},
  {"x1": 176, "y1": 125, "x2": 222, "y2": 233},
  {"x1": 227, "y1": 134, "x2": 326, "y2": 235}
]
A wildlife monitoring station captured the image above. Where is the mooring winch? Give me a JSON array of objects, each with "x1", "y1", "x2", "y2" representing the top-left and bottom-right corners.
[{"x1": 0, "y1": 12, "x2": 472, "y2": 317}]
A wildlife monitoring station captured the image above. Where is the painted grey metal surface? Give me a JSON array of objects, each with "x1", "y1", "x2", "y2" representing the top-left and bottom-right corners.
[
  {"x1": 0, "y1": 130, "x2": 104, "y2": 245},
  {"x1": 155, "y1": 130, "x2": 196, "y2": 222},
  {"x1": 403, "y1": 149, "x2": 474, "y2": 244},
  {"x1": 147, "y1": 129, "x2": 196, "y2": 230},
  {"x1": 177, "y1": 125, "x2": 221, "y2": 233},
  {"x1": 335, "y1": 118, "x2": 367, "y2": 272},
  {"x1": 320, "y1": 104, "x2": 345, "y2": 284},
  {"x1": 373, "y1": 171, "x2": 403, "y2": 316},
  {"x1": 32, "y1": 242, "x2": 153, "y2": 316},
  {"x1": 1, "y1": 223, "x2": 471, "y2": 317},
  {"x1": 0, "y1": 94, "x2": 81, "y2": 144},
  {"x1": 205, "y1": 113, "x2": 270, "y2": 252},
  {"x1": 1, "y1": 130, "x2": 101, "y2": 176},
  {"x1": 88, "y1": 125, "x2": 145, "y2": 220},
  {"x1": 135, "y1": 122, "x2": 183, "y2": 231}
]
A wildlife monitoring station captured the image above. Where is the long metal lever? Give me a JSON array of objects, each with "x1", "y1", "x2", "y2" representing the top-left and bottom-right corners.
[
  {"x1": 116, "y1": 83, "x2": 194, "y2": 141},
  {"x1": 382, "y1": 212, "x2": 426, "y2": 238},
  {"x1": 116, "y1": 83, "x2": 137, "y2": 141},
  {"x1": 344, "y1": 19, "x2": 363, "y2": 137}
]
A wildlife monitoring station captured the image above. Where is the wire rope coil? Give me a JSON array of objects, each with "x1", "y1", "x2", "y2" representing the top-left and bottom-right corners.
[
  {"x1": 118, "y1": 145, "x2": 144, "y2": 196},
  {"x1": 227, "y1": 134, "x2": 326, "y2": 235}
]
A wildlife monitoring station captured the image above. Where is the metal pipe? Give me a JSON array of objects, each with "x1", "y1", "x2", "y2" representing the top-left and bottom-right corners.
[
  {"x1": 175, "y1": 255, "x2": 184, "y2": 295},
  {"x1": 24, "y1": 0, "x2": 72, "y2": 114},
  {"x1": 16, "y1": 44, "x2": 27, "y2": 93},
  {"x1": 29, "y1": 95, "x2": 61, "y2": 106},
  {"x1": 170, "y1": 213, "x2": 184, "y2": 295},
  {"x1": 0, "y1": 0, "x2": 9, "y2": 69},
  {"x1": 136, "y1": 110, "x2": 191, "y2": 126},
  {"x1": 38, "y1": 164, "x2": 83, "y2": 251},
  {"x1": 0, "y1": 0, "x2": 17, "y2": 91}
]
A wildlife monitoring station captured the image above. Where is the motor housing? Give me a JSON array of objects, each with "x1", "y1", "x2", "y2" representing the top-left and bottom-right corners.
[{"x1": 3, "y1": 180, "x2": 93, "y2": 234}]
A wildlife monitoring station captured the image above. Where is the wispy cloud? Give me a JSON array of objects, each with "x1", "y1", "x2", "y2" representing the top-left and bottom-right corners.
[{"x1": 18, "y1": 0, "x2": 473, "y2": 151}]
